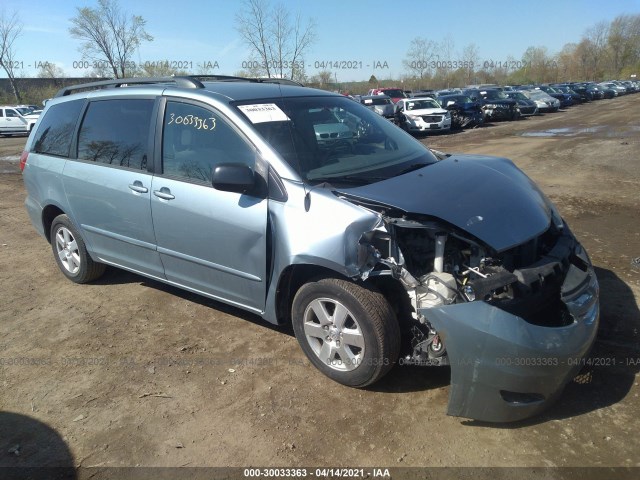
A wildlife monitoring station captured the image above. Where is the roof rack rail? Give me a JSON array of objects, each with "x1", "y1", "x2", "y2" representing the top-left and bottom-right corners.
[
  {"x1": 54, "y1": 76, "x2": 205, "y2": 97},
  {"x1": 54, "y1": 74, "x2": 304, "y2": 98},
  {"x1": 187, "y1": 74, "x2": 258, "y2": 82},
  {"x1": 188, "y1": 74, "x2": 303, "y2": 87},
  {"x1": 253, "y1": 77, "x2": 304, "y2": 87}
]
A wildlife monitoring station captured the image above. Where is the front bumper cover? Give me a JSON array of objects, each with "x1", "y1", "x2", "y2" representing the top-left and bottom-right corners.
[{"x1": 419, "y1": 263, "x2": 599, "y2": 423}]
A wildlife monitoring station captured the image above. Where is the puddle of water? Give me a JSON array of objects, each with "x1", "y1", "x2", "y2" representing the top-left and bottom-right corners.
[{"x1": 521, "y1": 126, "x2": 605, "y2": 137}]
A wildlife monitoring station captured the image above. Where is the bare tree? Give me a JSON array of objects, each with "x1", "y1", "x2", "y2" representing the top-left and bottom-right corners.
[
  {"x1": 37, "y1": 62, "x2": 66, "y2": 79},
  {"x1": 583, "y1": 21, "x2": 609, "y2": 79},
  {"x1": 437, "y1": 35, "x2": 455, "y2": 88},
  {"x1": 403, "y1": 37, "x2": 438, "y2": 86},
  {"x1": 556, "y1": 43, "x2": 578, "y2": 81},
  {"x1": 607, "y1": 14, "x2": 640, "y2": 76},
  {"x1": 69, "y1": 0, "x2": 152, "y2": 78},
  {"x1": 309, "y1": 70, "x2": 332, "y2": 87},
  {"x1": 235, "y1": 0, "x2": 315, "y2": 80},
  {"x1": 460, "y1": 43, "x2": 480, "y2": 85},
  {"x1": 0, "y1": 10, "x2": 23, "y2": 102},
  {"x1": 522, "y1": 46, "x2": 553, "y2": 83}
]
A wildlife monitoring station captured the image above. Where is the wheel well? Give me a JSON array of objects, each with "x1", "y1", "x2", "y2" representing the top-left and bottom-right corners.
[
  {"x1": 275, "y1": 264, "x2": 350, "y2": 325},
  {"x1": 274, "y1": 265, "x2": 410, "y2": 327},
  {"x1": 42, "y1": 205, "x2": 65, "y2": 243}
]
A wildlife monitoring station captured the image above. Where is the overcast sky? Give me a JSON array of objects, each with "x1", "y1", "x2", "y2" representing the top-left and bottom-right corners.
[{"x1": 3, "y1": 0, "x2": 640, "y2": 81}]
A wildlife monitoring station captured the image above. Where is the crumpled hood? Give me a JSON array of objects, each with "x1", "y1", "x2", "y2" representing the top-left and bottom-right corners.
[{"x1": 337, "y1": 155, "x2": 554, "y2": 252}]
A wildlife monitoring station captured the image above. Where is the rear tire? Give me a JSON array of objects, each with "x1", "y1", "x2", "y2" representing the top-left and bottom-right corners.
[
  {"x1": 50, "y1": 214, "x2": 105, "y2": 283},
  {"x1": 292, "y1": 277, "x2": 400, "y2": 387}
]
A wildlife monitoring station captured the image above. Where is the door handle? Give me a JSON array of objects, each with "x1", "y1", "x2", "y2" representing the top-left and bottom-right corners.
[
  {"x1": 153, "y1": 187, "x2": 175, "y2": 200},
  {"x1": 128, "y1": 180, "x2": 148, "y2": 193}
]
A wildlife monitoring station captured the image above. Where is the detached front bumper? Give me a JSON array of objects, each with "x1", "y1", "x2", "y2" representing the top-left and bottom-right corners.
[{"x1": 419, "y1": 262, "x2": 599, "y2": 423}]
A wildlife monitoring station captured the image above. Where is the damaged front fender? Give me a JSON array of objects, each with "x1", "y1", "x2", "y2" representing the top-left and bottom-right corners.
[{"x1": 419, "y1": 266, "x2": 599, "y2": 423}]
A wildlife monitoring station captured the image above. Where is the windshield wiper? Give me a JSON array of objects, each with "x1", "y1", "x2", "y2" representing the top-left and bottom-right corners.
[
  {"x1": 396, "y1": 163, "x2": 431, "y2": 175},
  {"x1": 308, "y1": 175, "x2": 387, "y2": 186}
]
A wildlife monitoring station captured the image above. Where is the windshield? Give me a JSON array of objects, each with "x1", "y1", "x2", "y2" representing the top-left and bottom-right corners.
[
  {"x1": 363, "y1": 97, "x2": 392, "y2": 106},
  {"x1": 236, "y1": 96, "x2": 437, "y2": 186},
  {"x1": 508, "y1": 92, "x2": 528, "y2": 101},
  {"x1": 441, "y1": 95, "x2": 473, "y2": 105},
  {"x1": 481, "y1": 90, "x2": 508, "y2": 100},
  {"x1": 15, "y1": 107, "x2": 31, "y2": 116},
  {"x1": 528, "y1": 90, "x2": 547, "y2": 99},
  {"x1": 404, "y1": 99, "x2": 440, "y2": 110},
  {"x1": 379, "y1": 89, "x2": 406, "y2": 98}
]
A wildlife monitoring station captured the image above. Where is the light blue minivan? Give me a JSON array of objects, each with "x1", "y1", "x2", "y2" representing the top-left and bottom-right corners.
[{"x1": 21, "y1": 76, "x2": 599, "y2": 422}]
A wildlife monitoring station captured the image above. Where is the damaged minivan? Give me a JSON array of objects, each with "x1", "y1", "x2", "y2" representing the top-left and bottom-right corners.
[{"x1": 21, "y1": 77, "x2": 599, "y2": 422}]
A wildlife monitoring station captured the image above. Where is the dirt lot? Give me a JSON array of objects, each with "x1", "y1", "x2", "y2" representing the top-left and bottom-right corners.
[{"x1": 1, "y1": 95, "x2": 639, "y2": 476}]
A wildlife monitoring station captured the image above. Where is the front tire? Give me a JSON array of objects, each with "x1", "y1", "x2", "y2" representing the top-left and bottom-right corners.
[
  {"x1": 292, "y1": 278, "x2": 400, "y2": 387},
  {"x1": 50, "y1": 214, "x2": 105, "y2": 283}
]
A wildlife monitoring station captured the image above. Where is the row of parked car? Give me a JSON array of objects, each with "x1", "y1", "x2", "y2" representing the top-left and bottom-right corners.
[
  {"x1": 352, "y1": 79, "x2": 639, "y2": 134},
  {"x1": 0, "y1": 104, "x2": 42, "y2": 136}
]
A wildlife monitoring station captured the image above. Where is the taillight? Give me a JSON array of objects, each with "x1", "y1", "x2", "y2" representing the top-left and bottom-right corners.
[{"x1": 19, "y1": 151, "x2": 28, "y2": 172}]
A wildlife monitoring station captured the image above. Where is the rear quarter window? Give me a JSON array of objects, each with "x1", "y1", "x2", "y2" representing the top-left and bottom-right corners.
[
  {"x1": 32, "y1": 99, "x2": 84, "y2": 157},
  {"x1": 77, "y1": 99, "x2": 154, "y2": 170}
]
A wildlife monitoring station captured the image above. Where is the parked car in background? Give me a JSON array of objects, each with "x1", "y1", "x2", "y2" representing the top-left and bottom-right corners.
[
  {"x1": 435, "y1": 89, "x2": 463, "y2": 97},
  {"x1": 572, "y1": 84, "x2": 597, "y2": 101},
  {"x1": 551, "y1": 84, "x2": 587, "y2": 103},
  {"x1": 0, "y1": 106, "x2": 39, "y2": 136},
  {"x1": 409, "y1": 89, "x2": 438, "y2": 98},
  {"x1": 307, "y1": 107, "x2": 355, "y2": 149},
  {"x1": 536, "y1": 86, "x2": 575, "y2": 108},
  {"x1": 596, "y1": 83, "x2": 617, "y2": 98},
  {"x1": 437, "y1": 94, "x2": 484, "y2": 129},
  {"x1": 612, "y1": 80, "x2": 633, "y2": 94},
  {"x1": 600, "y1": 82, "x2": 626, "y2": 96},
  {"x1": 464, "y1": 88, "x2": 518, "y2": 121},
  {"x1": 356, "y1": 95, "x2": 396, "y2": 120},
  {"x1": 582, "y1": 83, "x2": 605, "y2": 100},
  {"x1": 520, "y1": 90, "x2": 560, "y2": 112},
  {"x1": 394, "y1": 97, "x2": 452, "y2": 133},
  {"x1": 367, "y1": 88, "x2": 408, "y2": 103},
  {"x1": 504, "y1": 91, "x2": 538, "y2": 116}
]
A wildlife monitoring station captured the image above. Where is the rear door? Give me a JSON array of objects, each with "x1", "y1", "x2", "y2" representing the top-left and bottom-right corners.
[
  {"x1": 150, "y1": 98, "x2": 268, "y2": 312},
  {"x1": 62, "y1": 97, "x2": 164, "y2": 278}
]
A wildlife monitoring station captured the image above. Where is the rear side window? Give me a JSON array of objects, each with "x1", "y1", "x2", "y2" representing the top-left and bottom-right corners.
[
  {"x1": 33, "y1": 100, "x2": 84, "y2": 157},
  {"x1": 77, "y1": 99, "x2": 154, "y2": 170}
]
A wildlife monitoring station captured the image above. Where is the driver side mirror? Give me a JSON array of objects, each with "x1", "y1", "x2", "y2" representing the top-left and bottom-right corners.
[{"x1": 212, "y1": 163, "x2": 255, "y2": 194}]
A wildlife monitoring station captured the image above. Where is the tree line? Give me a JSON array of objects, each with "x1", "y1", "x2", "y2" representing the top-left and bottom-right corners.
[{"x1": 400, "y1": 14, "x2": 640, "y2": 90}]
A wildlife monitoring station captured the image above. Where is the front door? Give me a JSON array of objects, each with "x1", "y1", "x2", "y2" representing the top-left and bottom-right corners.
[{"x1": 150, "y1": 99, "x2": 268, "y2": 312}]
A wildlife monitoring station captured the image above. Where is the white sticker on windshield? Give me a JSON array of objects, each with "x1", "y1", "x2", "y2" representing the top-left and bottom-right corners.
[
  {"x1": 238, "y1": 103, "x2": 290, "y2": 123},
  {"x1": 364, "y1": 99, "x2": 373, "y2": 104}
]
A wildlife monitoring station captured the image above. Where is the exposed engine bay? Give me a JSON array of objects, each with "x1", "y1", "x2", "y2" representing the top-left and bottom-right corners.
[{"x1": 358, "y1": 213, "x2": 581, "y2": 367}]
